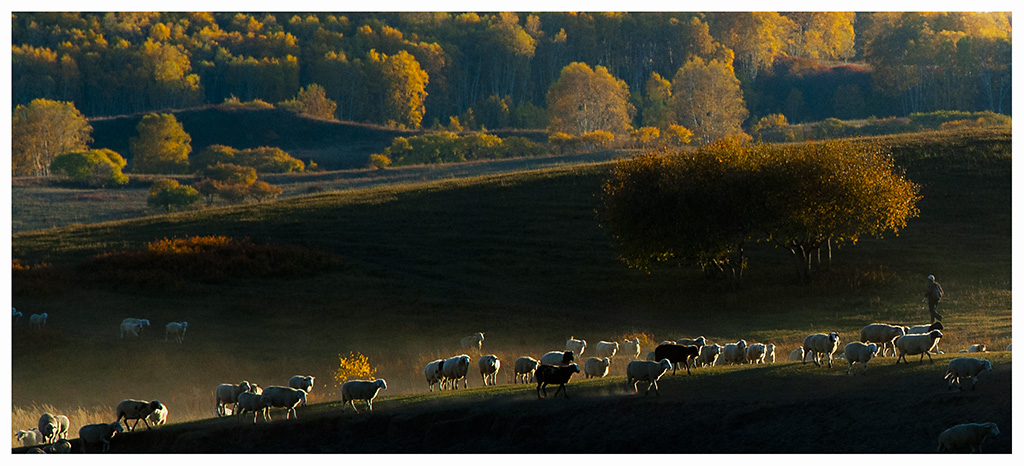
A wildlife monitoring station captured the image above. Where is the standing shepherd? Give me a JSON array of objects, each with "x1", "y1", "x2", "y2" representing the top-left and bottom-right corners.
[{"x1": 923, "y1": 275, "x2": 945, "y2": 323}]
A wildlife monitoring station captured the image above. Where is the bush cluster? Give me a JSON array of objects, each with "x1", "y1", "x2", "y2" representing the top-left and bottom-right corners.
[{"x1": 371, "y1": 131, "x2": 547, "y2": 167}]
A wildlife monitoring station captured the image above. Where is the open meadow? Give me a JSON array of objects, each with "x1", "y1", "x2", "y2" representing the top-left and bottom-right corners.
[{"x1": 10, "y1": 128, "x2": 1012, "y2": 453}]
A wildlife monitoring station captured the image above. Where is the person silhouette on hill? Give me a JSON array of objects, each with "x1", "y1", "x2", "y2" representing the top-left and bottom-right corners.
[{"x1": 923, "y1": 274, "x2": 944, "y2": 323}]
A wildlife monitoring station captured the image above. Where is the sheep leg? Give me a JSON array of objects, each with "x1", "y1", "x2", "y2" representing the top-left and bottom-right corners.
[
  {"x1": 367, "y1": 400, "x2": 373, "y2": 411},
  {"x1": 554, "y1": 384, "x2": 567, "y2": 398},
  {"x1": 143, "y1": 418, "x2": 152, "y2": 430}
]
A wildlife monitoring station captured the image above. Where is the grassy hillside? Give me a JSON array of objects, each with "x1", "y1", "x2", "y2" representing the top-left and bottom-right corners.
[{"x1": 10, "y1": 128, "x2": 1011, "y2": 452}]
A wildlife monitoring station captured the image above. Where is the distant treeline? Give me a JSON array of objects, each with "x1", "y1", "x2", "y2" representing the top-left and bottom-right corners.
[{"x1": 12, "y1": 12, "x2": 1012, "y2": 127}]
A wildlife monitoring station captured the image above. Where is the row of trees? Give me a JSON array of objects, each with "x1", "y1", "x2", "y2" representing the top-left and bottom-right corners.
[{"x1": 12, "y1": 12, "x2": 1012, "y2": 129}]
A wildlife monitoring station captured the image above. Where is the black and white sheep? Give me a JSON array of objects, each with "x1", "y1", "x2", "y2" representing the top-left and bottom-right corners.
[
  {"x1": 78, "y1": 421, "x2": 123, "y2": 453},
  {"x1": 424, "y1": 359, "x2": 445, "y2": 391},
  {"x1": 859, "y1": 323, "x2": 905, "y2": 357},
  {"x1": 539, "y1": 350, "x2": 575, "y2": 366},
  {"x1": 441, "y1": 354, "x2": 471, "y2": 389},
  {"x1": 622, "y1": 337, "x2": 641, "y2": 360},
  {"x1": 215, "y1": 381, "x2": 254, "y2": 416},
  {"x1": 802, "y1": 332, "x2": 841, "y2": 368},
  {"x1": 513, "y1": 356, "x2": 538, "y2": 384},
  {"x1": 696, "y1": 344, "x2": 723, "y2": 367},
  {"x1": 565, "y1": 336, "x2": 587, "y2": 357},
  {"x1": 895, "y1": 330, "x2": 943, "y2": 364},
  {"x1": 235, "y1": 391, "x2": 270, "y2": 423},
  {"x1": 478, "y1": 354, "x2": 500, "y2": 386},
  {"x1": 165, "y1": 321, "x2": 187, "y2": 343},
  {"x1": 843, "y1": 342, "x2": 879, "y2": 375},
  {"x1": 115, "y1": 399, "x2": 163, "y2": 431},
  {"x1": 460, "y1": 332, "x2": 485, "y2": 352},
  {"x1": 583, "y1": 357, "x2": 611, "y2": 378},
  {"x1": 676, "y1": 336, "x2": 706, "y2": 347},
  {"x1": 262, "y1": 385, "x2": 307, "y2": 419},
  {"x1": 594, "y1": 341, "x2": 619, "y2": 359},
  {"x1": 654, "y1": 343, "x2": 700, "y2": 375},
  {"x1": 341, "y1": 379, "x2": 387, "y2": 412},
  {"x1": 29, "y1": 313, "x2": 47, "y2": 330},
  {"x1": 937, "y1": 422, "x2": 999, "y2": 453},
  {"x1": 943, "y1": 357, "x2": 993, "y2": 391},
  {"x1": 535, "y1": 363, "x2": 580, "y2": 399},
  {"x1": 288, "y1": 375, "x2": 315, "y2": 393},
  {"x1": 37, "y1": 413, "x2": 59, "y2": 444},
  {"x1": 722, "y1": 340, "x2": 748, "y2": 365},
  {"x1": 626, "y1": 359, "x2": 673, "y2": 396}
]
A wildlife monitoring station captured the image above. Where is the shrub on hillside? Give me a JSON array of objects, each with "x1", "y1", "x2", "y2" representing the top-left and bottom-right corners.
[
  {"x1": 378, "y1": 131, "x2": 547, "y2": 167},
  {"x1": 192, "y1": 145, "x2": 304, "y2": 174},
  {"x1": 50, "y1": 149, "x2": 129, "y2": 187},
  {"x1": 334, "y1": 351, "x2": 378, "y2": 388},
  {"x1": 147, "y1": 179, "x2": 200, "y2": 211}
]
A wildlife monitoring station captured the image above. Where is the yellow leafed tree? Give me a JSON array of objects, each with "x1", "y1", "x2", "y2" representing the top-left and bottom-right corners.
[
  {"x1": 546, "y1": 62, "x2": 634, "y2": 138},
  {"x1": 129, "y1": 113, "x2": 192, "y2": 174},
  {"x1": 12, "y1": 98, "x2": 93, "y2": 176},
  {"x1": 670, "y1": 56, "x2": 748, "y2": 145}
]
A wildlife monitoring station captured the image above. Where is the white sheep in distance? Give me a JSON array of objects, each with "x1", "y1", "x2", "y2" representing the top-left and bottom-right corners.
[
  {"x1": 565, "y1": 337, "x2": 587, "y2": 357},
  {"x1": 116, "y1": 399, "x2": 163, "y2": 431},
  {"x1": 722, "y1": 340, "x2": 747, "y2": 364},
  {"x1": 513, "y1": 356, "x2": 539, "y2": 384},
  {"x1": 843, "y1": 342, "x2": 879, "y2": 375},
  {"x1": 937, "y1": 422, "x2": 999, "y2": 453},
  {"x1": 789, "y1": 346, "x2": 805, "y2": 361},
  {"x1": 460, "y1": 332, "x2": 485, "y2": 352},
  {"x1": 37, "y1": 413, "x2": 59, "y2": 444},
  {"x1": 802, "y1": 332, "x2": 841, "y2": 368},
  {"x1": 966, "y1": 344, "x2": 988, "y2": 353},
  {"x1": 165, "y1": 321, "x2": 187, "y2": 343},
  {"x1": 16, "y1": 428, "x2": 44, "y2": 447},
  {"x1": 583, "y1": 357, "x2": 611, "y2": 378},
  {"x1": 895, "y1": 330, "x2": 943, "y2": 364},
  {"x1": 859, "y1": 323, "x2": 906, "y2": 357},
  {"x1": 29, "y1": 313, "x2": 48, "y2": 330},
  {"x1": 765, "y1": 344, "x2": 776, "y2": 363},
  {"x1": 745, "y1": 343, "x2": 768, "y2": 364},
  {"x1": 13, "y1": 307, "x2": 23, "y2": 324},
  {"x1": 905, "y1": 322, "x2": 944, "y2": 353},
  {"x1": 235, "y1": 391, "x2": 270, "y2": 423},
  {"x1": 594, "y1": 341, "x2": 619, "y2": 359},
  {"x1": 261, "y1": 386, "x2": 307, "y2": 420},
  {"x1": 441, "y1": 354, "x2": 471, "y2": 389},
  {"x1": 341, "y1": 379, "x2": 387, "y2": 412},
  {"x1": 216, "y1": 381, "x2": 254, "y2": 416},
  {"x1": 943, "y1": 357, "x2": 993, "y2": 391},
  {"x1": 626, "y1": 359, "x2": 673, "y2": 396},
  {"x1": 676, "y1": 336, "x2": 706, "y2": 347},
  {"x1": 288, "y1": 375, "x2": 315, "y2": 393},
  {"x1": 478, "y1": 354, "x2": 500, "y2": 386},
  {"x1": 424, "y1": 359, "x2": 445, "y2": 391},
  {"x1": 539, "y1": 350, "x2": 575, "y2": 366},
  {"x1": 78, "y1": 422, "x2": 123, "y2": 453},
  {"x1": 622, "y1": 337, "x2": 641, "y2": 359},
  {"x1": 697, "y1": 344, "x2": 722, "y2": 367},
  {"x1": 120, "y1": 318, "x2": 150, "y2": 339}
]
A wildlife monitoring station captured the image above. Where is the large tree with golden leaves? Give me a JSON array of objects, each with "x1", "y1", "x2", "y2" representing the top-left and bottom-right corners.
[
  {"x1": 670, "y1": 56, "x2": 748, "y2": 145},
  {"x1": 12, "y1": 98, "x2": 93, "y2": 176},
  {"x1": 129, "y1": 113, "x2": 192, "y2": 174},
  {"x1": 546, "y1": 62, "x2": 634, "y2": 137}
]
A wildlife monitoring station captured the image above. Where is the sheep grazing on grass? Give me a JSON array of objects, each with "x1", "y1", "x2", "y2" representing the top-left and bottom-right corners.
[
  {"x1": 966, "y1": 344, "x2": 988, "y2": 353},
  {"x1": 937, "y1": 422, "x2": 999, "y2": 453},
  {"x1": 565, "y1": 337, "x2": 587, "y2": 357},
  {"x1": 697, "y1": 344, "x2": 723, "y2": 367},
  {"x1": 29, "y1": 313, "x2": 48, "y2": 330},
  {"x1": 513, "y1": 356, "x2": 539, "y2": 384},
  {"x1": 789, "y1": 347, "x2": 805, "y2": 361},
  {"x1": 120, "y1": 318, "x2": 150, "y2": 339},
  {"x1": 116, "y1": 399, "x2": 163, "y2": 431},
  {"x1": 943, "y1": 357, "x2": 993, "y2": 391},
  {"x1": 539, "y1": 350, "x2": 575, "y2": 366},
  {"x1": 235, "y1": 391, "x2": 270, "y2": 423},
  {"x1": 745, "y1": 343, "x2": 769, "y2": 364},
  {"x1": 843, "y1": 342, "x2": 879, "y2": 375},
  {"x1": 165, "y1": 321, "x2": 187, "y2": 343},
  {"x1": 904, "y1": 322, "x2": 944, "y2": 353},
  {"x1": 583, "y1": 357, "x2": 611, "y2": 378},
  {"x1": 16, "y1": 428, "x2": 44, "y2": 447},
  {"x1": 626, "y1": 359, "x2": 673, "y2": 396},
  {"x1": 860, "y1": 323, "x2": 906, "y2": 357},
  {"x1": 216, "y1": 381, "x2": 254, "y2": 416},
  {"x1": 54, "y1": 414, "x2": 70, "y2": 439},
  {"x1": 78, "y1": 422, "x2": 123, "y2": 453},
  {"x1": 288, "y1": 375, "x2": 315, "y2": 393},
  {"x1": 622, "y1": 337, "x2": 641, "y2": 360},
  {"x1": 654, "y1": 344, "x2": 700, "y2": 375},
  {"x1": 37, "y1": 413, "x2": 59, "y2": 444},
  {"x1": 594, "y1": 341, "x2": 619, "y2": 359},
  {"x1": 802, "y1": 332, "x2": 841, "y2": 368},
  {"x1": 148, "y1": 402, "x2": 168, "y2": 427},
  {"x1": 535, "y1": 363, "x2": 580, "y2": 399},
  {"x1": 424, "y1": 359, "x2": 445, "y2": 391},
  {"x1": 341, "y1": 379, "x2": 387, "y2": 412},
  {"x1": 441, "y1": 354, "x2": 471, "y2": 389},
  {"x1": 42, "y1": 439, "x2": 73, "y2": 453},
  {"x1": 676, "y1": 336, "x2": 706, "y2": 347},
  {"x1": 478, "y1": 354, "x2": 500, "y2": 386},
  {"x1": 722, "y1": 340, "x2": 748, "y2": 365},
  {"x1": 895, "y1": 330, "x2": 943, "y2": 364},
  {"x1": 460, "y1": 332, "x2": 485, "y2": 352},
  {"x1": 262, "y1": 386, "x2": 307, "y2": 419}
]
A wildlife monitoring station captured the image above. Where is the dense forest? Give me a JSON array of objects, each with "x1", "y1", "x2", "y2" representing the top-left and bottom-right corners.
[{"x1": 12, "y1": 12, "x2": 1012, "y2": 129}]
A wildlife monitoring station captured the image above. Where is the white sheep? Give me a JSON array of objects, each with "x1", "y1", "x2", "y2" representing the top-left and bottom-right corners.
[
  {"x1": 843, "y1": 342, "x2": 879, "y2": 375},
  {"x1": 478, "y1": 354, "x2": 500, "y2": 386},
  {"x1": 13, "y1": 307, "x2": 23, "y2": 324},
  {"x1": 262, "y1": 386, "x2": 307, "y2": 420},
  {"x1": 424, "y1": 359, "x2": 445, "y2": 391},
  {"x1": 288, "y1": 375, "x2": 315, "y2": 393},
  {"x1": 565, "y1": 336, "x2": 587, "y2": 357},
  {"x1": 147, "y1": 402, "x2": 168, "y2": 427},
  {"x1": 583, "y1": 357, "x2": 611, "y2": 378},
  {"x1": 696, "y1": 344, "x2": 722, "y2": 367},
  {"x1": 765, "y1": 344, "x2": 776, "y2": 363},
  {"x1": 235, "y1": 391, "x2": 270, "y2": 423},
  {"x1": 966, "y1": 344, "x2": 988, "y2": 353},
  {"x1": 216, "y1": 380, "x2": 254, "y2": 416},
  {"x1": 937, "y1": 422, "x2": 999, "y2": 453},
  {"x1": 29, "y1": 312, "x2": 47, "y2": 330},
  {"x1": 120, "y1": 318, "x2": 150, "y2": 339},
  {"x1": 745, "y1": 343, "x2": 768, "y2": 364},
  {"x1": 594, "y1": 341, "x2": 619, "y2": 359},
  {"x1": 789, "y1": 346, "x2": 805, "y2": 361},
  {"x1": 802, "y1": 332, "x2": 841, "y2": 368},
  {"x1": 622, "y1": 337, "x2": 641, "y2": 359},
  {"x1": 943, "y1": 357, "x2": 993, "y2": 391},
  {"x1": 904, "y1": 322, "x2": 944, "y2": 353},
  {"x1": 37, "y1": 413, "x2": 59, "y2": 443},
  {"x1": 16, "y1": 428, "x2": 44, "y2": 447},
  {"x1": 78, "y1": 422, "x2": 123, "y2": 453},
  {"x1": 676, "y1": 336, "x2": 706, "y2": 347},
  {"x1": 115, "y1": 399, "x2": 163, "y2": 431},
  {"x1": 341, "y1": 379, "x2": 387, "y2": 412},
  {"x1": 895, "y1": 330, "x2": 943, "y2": 364},
  {"x1": 54, "y1": 414, "x2": 70, "y2": 439},
  {"x1": 626, "y1": 359, "x2": 673, "y2": 396},
  {"x1": 539, "y1": 350, "x2": 575, "y2": 366},
  {"x1": 859, "y1": 323, "x2": 905, "y2": 357},
  {"x1": 460, "y1": 332, "x2": 485, "y2": 352},
  {"x1": 441, "y1": 354, "x2": 471, "y2": 389},
  {"x1": 513, "y1": 356, "x2": 539, "y2": 384},
  {"x1": 165, "y1": 321, "x2": 187, "y2": 343},
  {"x1": 722, "y1": 340, "x2": 747, "y2": 364}
]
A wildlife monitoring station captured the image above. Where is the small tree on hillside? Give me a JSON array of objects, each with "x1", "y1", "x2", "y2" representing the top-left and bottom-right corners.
[
  {"x1": 50, "y1": 149, "x2": 129, "y2": 187},
  {"x1": 278, "y1": 83, "x2": 338, "y2": 120},
  {"x1": 130, "y1": 113, "x2": 192, "y2": 174},
  {"x1": 148, "y1": 179, "x2": 200, "y2": 211}
]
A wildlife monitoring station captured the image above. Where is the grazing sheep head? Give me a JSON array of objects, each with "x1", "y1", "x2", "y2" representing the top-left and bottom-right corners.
[
  {"x1": 930, "y1": 322, "x2": 944, "y2": 331},
  {"x1": 149, "y1": 400, "x2": 164, "y2": 411},
  {"x1": 982, "y1": 360, "x2": 993, "y2": 371},
  {"x1": 829, "y1": 332, "x2": 840, "y2": 343},
  {"x1": 868, "y1": 344, "x2": 879, "y2": 355},
  {"x1": 930, "y1": 330, "x2": 944, "y2": 340}
]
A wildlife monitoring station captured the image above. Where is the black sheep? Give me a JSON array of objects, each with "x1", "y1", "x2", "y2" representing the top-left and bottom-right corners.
[
  {"x1": 654, "y1": 344, "x2": 700, "y2": 375},
  {"x1": 535, "y1": 363, "x2": 580, "y2": 398}
]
